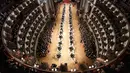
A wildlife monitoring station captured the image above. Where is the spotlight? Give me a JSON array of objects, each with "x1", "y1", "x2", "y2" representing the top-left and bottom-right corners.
[
  {"x1": 71, "y1": 69, "x2": 73, "y2": 72},
  {"x1": 34, "y1": 64, "x2": 37, "y2": 68},
  {"x1": 22, "y1": 52, "x2": 25, "y2": 55},
  {"x1": 92, "y1": 65, "x2": 94, "y2": 68},
  {"x1": 21, "y1": 57, "x2": 25, "y2": 62},
  {"x1": 106, "y1": 59, "x2": 108, "y2": 62},
  {"x1": 89, "y1": 66, "x2": 91, "y2": 68},
  {"x1": 97, "y1": 69, "x2": 100, "y2": 71},
  {"x1": 74, "y1": 69, "x2": 76, "y2": 71},
  {"x1": 13, "y1": 49, "x2": 16, "y2": 52},
  {"x1": 55, "y1": 68, "x2": 57, "y2": 71},
  {"x1": 52, "y1": 68, "x2": 54, "y2": 71},
  {"x1": 115, "y1": 51, "x2": 118, "y2": 54},
  {"x1": 36, "y1": 64, "x2": 39, "y2": 68}
]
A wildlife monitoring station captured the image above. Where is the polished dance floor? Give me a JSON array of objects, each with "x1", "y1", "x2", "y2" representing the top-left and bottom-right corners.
[{"x1": 40, "y1": 3, "x2": 92, "y2": 71}]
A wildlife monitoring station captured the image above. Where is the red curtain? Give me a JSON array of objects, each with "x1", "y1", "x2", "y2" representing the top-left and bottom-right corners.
[{"x1": 64, "y1": 0, "x2": 70, "y2": 3}]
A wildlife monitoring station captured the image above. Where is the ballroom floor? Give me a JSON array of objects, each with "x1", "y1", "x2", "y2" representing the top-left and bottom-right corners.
[{"x1": 40, "y1": 3, "x2": 92, "y2": 71}]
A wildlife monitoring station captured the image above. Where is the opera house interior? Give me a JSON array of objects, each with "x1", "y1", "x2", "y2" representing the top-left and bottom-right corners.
[{"x1": 0, "y1": 0, "x2": 130, "y2": 73}]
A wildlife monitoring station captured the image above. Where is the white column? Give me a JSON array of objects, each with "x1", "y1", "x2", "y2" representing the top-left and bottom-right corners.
[
  {"x1": 45, "y1": 0, "x2": 50, "y2": 17},
  {"x1": 85, "y1": 0, "x2": 89, "y2": 13},
  {"x1": 51, "y1": 0, "x2": 55, "y2": 12},
  {"x1": 79, "y1": 0, "x2": 83, "y2": 10}
]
